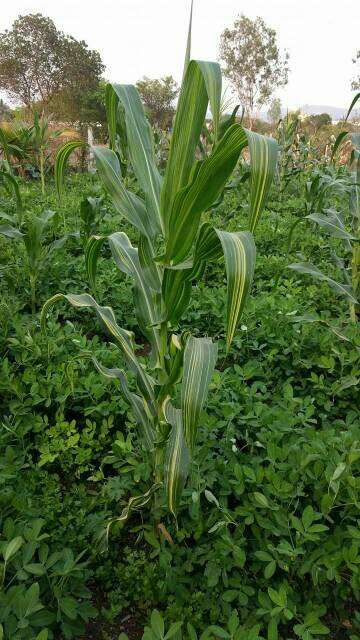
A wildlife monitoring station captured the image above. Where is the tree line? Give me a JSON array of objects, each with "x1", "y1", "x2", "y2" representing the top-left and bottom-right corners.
[{"x1": 0, "y1": 12, "x2": 359, "y2": 129}]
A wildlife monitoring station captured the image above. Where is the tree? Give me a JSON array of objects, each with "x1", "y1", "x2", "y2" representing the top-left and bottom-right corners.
[
  {"x1": 50, "y1": 79, "x2": 107, "y2": 125},
  {"x1": 0, "y1": 98, "x2": 12, "y2": 121},
  {"x1": 268, "y1": 98, "x2": 282, "y2": 124},
  {"x1": 136, "y1": 75, "x2": 178, "y2": 128},
  {"x1": 219, "y1": 15, "x2": 289, "y2": 126},
  {"x1": 305, "y1": 113, "x2": 332, "y2": 131},
  {"x1": 0, "y1": 14, "x2": 104, "y2": 119},
  {"x1": 352, "y1": 50, "x2": 360, "y2": 90}
]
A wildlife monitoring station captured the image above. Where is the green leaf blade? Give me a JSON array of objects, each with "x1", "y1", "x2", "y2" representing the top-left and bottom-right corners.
[
  {"x1": 216, "y1": 229, "x2": 256, "y2": 350},
  {"x1": 181, "y1": 335, "x2": 218, "y2": 452}
]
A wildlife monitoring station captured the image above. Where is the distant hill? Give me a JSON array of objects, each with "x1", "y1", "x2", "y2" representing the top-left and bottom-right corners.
[
  {"x1": 259, "y1": 104, "x2": 360, "y2": 122},
  {"x1": 299, "y1": 104, "x2": 349, "y2": 120}
]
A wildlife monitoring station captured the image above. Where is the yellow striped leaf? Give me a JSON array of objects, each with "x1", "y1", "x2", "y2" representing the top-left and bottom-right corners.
[
  {"x1": 108, "y1": 83, "x2": 163, "y2": 234},
  {"x1": 162, "y1": 225, "x2": 256, "y2": 348},
  {"x1": 181, "y1": 336, "x2": 218, "y2": 452},
  {"x1": 108, "y1": 232, "x2": 164, "y2": 368},
  {"x1": 215, "y1": 230, "x2": 256, "y2": 350},
  {"x1": 164, "y1": 124, "x2": 248, "y2": 265},
  {"x1": 102, "y1": 483, "x2": 162, "y2": 548},
  {"x1": 92, "y1": 358, "x2": 155, "y2": 450},
  {"x1": 161, "y1": 59, "x2": 222, "y2": 237},
  {"x1": 93, "y1": 146, "x2": 153, "y2": 239},
  {"x1": 164, "y1": 398, "x2": 190, "y2": 518},
  {"x1": 85, "y1": 232, "x2": 164, "y2": 367},
  {"x1": 246, "y1": 130, "x2": 278, "y2": 233},
  {"x1": 40, "y1": 293, "x2": 156, "y2": 413}
]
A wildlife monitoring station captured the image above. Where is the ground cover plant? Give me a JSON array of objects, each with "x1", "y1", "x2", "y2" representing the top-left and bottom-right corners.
[{"x1": 0, "y1": 10, "x2": 359, "y2": 640}]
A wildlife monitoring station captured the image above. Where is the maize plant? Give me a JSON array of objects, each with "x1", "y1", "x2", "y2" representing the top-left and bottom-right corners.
[
  {"x1": 0, "y1": 112, "x2": 61, "y2": 194},
  {"x1": 286, "y1": 166, "x2": 354, "y2": 252},
  {"x1": 42, "y1": 31, "x2": 277, "y2": 532},
  {"x1": 288, "y1": 133, "x2": 360, "y2": 323},
  {"x1": 0, "y1": 209, "x2": 74, "y2": 313},
  {"x1": 348, "y1": 133, "x2": 360, "y2": 322},
  {"x1": 0, "y1": 161, "x2": 23, "y2": 223},
  {"x1": 32, "y1": 111, "x2": 62, "y2": 196}
]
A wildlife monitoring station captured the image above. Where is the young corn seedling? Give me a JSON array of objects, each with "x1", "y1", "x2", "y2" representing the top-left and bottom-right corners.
[
  {"x1": 0, "y1": 161, "x2": 23, "y2": 224},
  {"x1": 32, "y1": 110, "x2": 62, "y2": 196},
  {"x1": 0, "y1": 209, "x2": 73, "y2": 313},
  {"x1": 41, "y1": 22, "x2": 278, "y2": 534},
  {"x1": 288, "y1": 134, "x2": 360, "y2": 323}
]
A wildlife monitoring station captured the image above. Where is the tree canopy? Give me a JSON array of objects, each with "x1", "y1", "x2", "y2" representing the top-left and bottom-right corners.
[
  {"x1": 305, "y1": 113, "x2": 332, "y2": 130},
  {"x1": 268, "y1": 98, "x2": 282, "y2": 124},
  {"x1": 0, "y1": 13, "x2": 105, "y2": 120},
  {"x1": 0, "y1": 98, "x2": 11, "y2": 121},
  {"x1": 136, "y1": 75, "x2": 179, "y2": 128},
  {"x1": 219, "y1": 15, "x2": 289, "y2": 125}
]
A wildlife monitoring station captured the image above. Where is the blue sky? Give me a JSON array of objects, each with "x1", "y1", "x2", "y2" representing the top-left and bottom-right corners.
[{"x1": 1, "y1": 0, "x2": 359, "y2": 111}]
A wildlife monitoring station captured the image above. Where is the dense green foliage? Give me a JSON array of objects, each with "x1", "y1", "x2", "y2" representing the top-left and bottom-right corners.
[
  {"x1": 0, "y1": 13, "x2": 104, "y2": 119},
  {"x1": 0, "y1": 145, "x2": 359, "y2": 638}
]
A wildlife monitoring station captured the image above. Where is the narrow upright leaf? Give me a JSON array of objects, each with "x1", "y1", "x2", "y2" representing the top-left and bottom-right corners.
[
  {"x1": 85, "y1": 235, "x2": 106, "y2": 290},
  {"x1": 164, "y1": 398, "x2": 190, "y2": 517},
  {"x1": 0, "y1": 170, "x2": 23, "y2": 213},
  {"x1": 105, "y1": 82, "x2": 118, "y2": 151},
  {"x1": 345, "y1": 92, "x2": 360, "y2": 122},
  {"x1": 55, "y1": 140, "x2": 86, "y2": 202},
  {"x1": 288, "y1": 262, "x2": 358, "y2": 304},
  {"x1": 93, "y1": 146, "x2": 153, "y2": 239},
  {"x1": 161, "y1": 59, "x2": 222, "y2": 235},
  {"x1": 216, "y1": 230, "x2": 256, "y2": 350},
  {"x1": 108, "y1": 232, "x2": 164, "y2": 366},
  {"x1": 182, "y1": 0, "x2": 193, "y2": 82},
  {"x1": 181, "y1": 336, "x2": 218, "y2": 452},
  {"x1": 109, "y1": 84, "x2": 163, "y2": 233},
  {"x1": 331, "y1": 130, "x2": 348, "y2": 161},
  {"x1": 246, "y1": 130, "x2": 278, "y2": 232},
  {"x1": 164, "y1": 124, "x2": 248, "y2": 264}
]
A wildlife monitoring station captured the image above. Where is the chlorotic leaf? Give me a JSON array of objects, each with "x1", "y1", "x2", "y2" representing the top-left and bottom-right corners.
[
  {"x1": 181, "y1": 335, "x2": 218, "y2": 452},
  {"x1": 164, "y1": 398, "x2": 190, "y2": 518}
]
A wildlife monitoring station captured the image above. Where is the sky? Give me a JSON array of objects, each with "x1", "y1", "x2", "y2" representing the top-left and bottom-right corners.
[{"x1": 0, "y1": 0, "x2": 359, "y2": 112}]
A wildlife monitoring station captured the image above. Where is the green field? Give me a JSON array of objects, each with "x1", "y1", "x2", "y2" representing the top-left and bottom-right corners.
[
  {"x1": 0, "y1": 9, "x2": 360, "y2": 632},
  {"x1": 1, "y1": 131, "x2": 359, "y2": 640}
]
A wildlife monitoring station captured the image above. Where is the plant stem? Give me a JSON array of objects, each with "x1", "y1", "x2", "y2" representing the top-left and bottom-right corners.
[
  {"x1": 30, "y1": 274, "x2": 36, "y2": 314},
  {"x1": 40, "y1": 147, "x2": 45, "y2": 196},
  {"x1": 286, "y1": 215, "x2": 306, "y2": 254},
  {"x1": 350, "y1": 234, "x2": 359, "y2": 323}
]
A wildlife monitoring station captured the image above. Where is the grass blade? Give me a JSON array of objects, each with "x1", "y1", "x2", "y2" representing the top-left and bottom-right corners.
[
  {"x1": 109, "y1": 84, "x2": 163, "y2": 233},
  {"x1": 55, "y1": 140, "x2": 86, "y2": 202},
  {"x1": 181, "y1": 335, "x2": 218, "y2": 452},
  {"x1": 215, "y1": 229, "x2": 256, "y2": 350},
  {"x1": 41, "y1": 293, "x2": 156, "y2": 411},
  {"x1": 161, "y1": 60, "x2": 222, "y2": 236},
  {"x1": 164, "y1": 398, "x2": 190, "y2": 518},
  {"x1": 246, "y1": 130, "x2": 278, "y2": 232},
  {"x1": 93, "y1": 146, "x2": 153, "y2": 239},
  {"x1": 288, "y1": 262, "x2": 358, "y2": 304}
]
